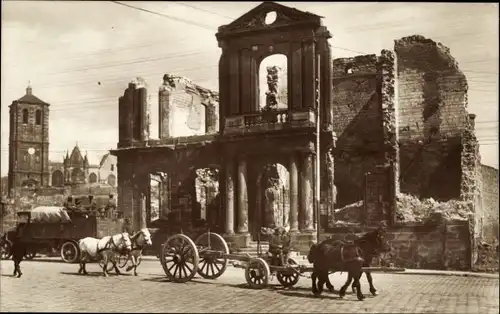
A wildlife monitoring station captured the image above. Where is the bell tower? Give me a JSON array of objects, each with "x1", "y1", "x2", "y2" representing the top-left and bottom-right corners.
[{"x1": 8, "y1": 83, "x2": 50, "y2": 194}]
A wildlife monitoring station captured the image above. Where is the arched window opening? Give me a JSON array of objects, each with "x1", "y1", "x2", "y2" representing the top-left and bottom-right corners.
[
  {"x1": 149, "y1": 172, "x2": 169, "y2": 224},
  {"x1": 89, "y1": 172, "x2": 97, "y2": 183},
  {"x1": 51, "y1": 170, "x2": 64, "y2": 187},
  {"x1": 107, "y1": 174, "x2": 116, "y2": 187},
  {"x1": 22, "y1": 109, "x2": 29, "y2": 124},
  {"x1": 35, "y1": 110, "x2": 42, "y2": 125},
  {"x1": 345, "y1": 63, "x2": 354, "y2": 74},
  {"x1": 258, "y1": 54, "x2": 288, "y2": 110}
]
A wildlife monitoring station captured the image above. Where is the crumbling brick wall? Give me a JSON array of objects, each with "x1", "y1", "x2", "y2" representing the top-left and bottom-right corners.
[
  {"x1": 331, "y1": 55, "x2": 386, "y2": 209},
  {"x1": 479, "y1": 164, "x2": 499, "y2": 242},
  {"x1": 395, "y1": 35, "x2": 470, "y2": 200},
  {"x1": 158, "y1": 74, "x2": 219, "y2": 139}
]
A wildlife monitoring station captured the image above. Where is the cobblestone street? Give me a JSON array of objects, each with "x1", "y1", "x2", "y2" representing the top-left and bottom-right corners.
[{"x1": 1, "y1": 259, "x2": 498, "y2": 313}]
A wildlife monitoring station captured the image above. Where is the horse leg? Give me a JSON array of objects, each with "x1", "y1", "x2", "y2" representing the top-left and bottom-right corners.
[
  {"x1": 315, "y1": 270, "x2": 329, "y2": 297},
  {"x1": 365, "y1": 271, "x2": 378, "y2": 296},
  {"x1": 339, "y1": 272, "x2": 353, "y2": 299},
  {"x1": 353, "y1": 269, "x2": 365, "y2": 301},
  {"x1": 352, "y1": 271, "x2": 363, "y2": 293},
  {"x1": 113, "y1": 256, "x2": 122, "y2": 275},
  {"x1": 132, "y1": 255, "x2": 139, "y2": 276},
  {"x1": 311, "y1": 270, "x2": 319, "y2": 296},
  {"x1": 126, "y1": 254, "x2": 135, "y2": 272},
  {"x1": 102, "y1": 254, "x2": 109, "y2": 277},
  {"x1": 325, "y1": 271, "x2": 335, "y2": 292}
]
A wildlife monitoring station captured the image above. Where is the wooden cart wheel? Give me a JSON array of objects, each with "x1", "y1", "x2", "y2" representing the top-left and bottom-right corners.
[
  {"x1": 276, "y1": 258, "x2": 300, "y2": 288},
  {"x1": 160, "y1": 234, "x2": 199, "y2": 283},
  {"x1": 245, "y1": 257, "x2": 270, "y2": 289},
  {"x1": 195, "y1": 232, "x2": 229, "y2": 279},
  {"x1": 60, "y1": 241, "x2": 79, "y2": 263},
  {"x1": 1, "y1": 242, "x2": 12, "y2": 260}
]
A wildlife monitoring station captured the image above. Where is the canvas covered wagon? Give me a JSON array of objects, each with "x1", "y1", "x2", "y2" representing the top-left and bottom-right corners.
[{"x1": 4, "y1": 206, "x2": 98, "y2": 263}]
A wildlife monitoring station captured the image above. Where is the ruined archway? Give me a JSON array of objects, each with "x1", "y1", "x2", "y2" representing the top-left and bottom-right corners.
[
  {"x1": 259, "y1": 54, "x2": 288, "y2": 110},
  {"x1": 194, "y1": 167, "x2": 220, "y2": 230},
  {"x1": 255, "y1": 163, "x2": 289, "y2": 232}
]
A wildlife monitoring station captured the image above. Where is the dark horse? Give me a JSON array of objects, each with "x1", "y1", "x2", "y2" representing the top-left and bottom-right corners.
[{"x1": 307, "y1": 227, "x2": 389, "y2": 300}]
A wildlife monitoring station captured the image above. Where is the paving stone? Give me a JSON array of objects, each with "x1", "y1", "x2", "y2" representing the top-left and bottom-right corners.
[{"x1": 0, "y1": 260, "x2": 498, "y2": 313}]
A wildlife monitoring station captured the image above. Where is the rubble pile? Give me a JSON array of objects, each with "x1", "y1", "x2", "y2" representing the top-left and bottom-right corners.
[{"x1": 396, "y1": 193, "x2": 473, "y2": 222}]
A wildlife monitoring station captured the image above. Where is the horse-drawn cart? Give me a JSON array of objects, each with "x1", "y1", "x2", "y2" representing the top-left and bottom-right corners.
[
  {"x1": 2, "y1": 206, "x2": 98, "y2": 263},
  {"x1": 158, "y1": 228, "x2": 405, "y2": 289}
]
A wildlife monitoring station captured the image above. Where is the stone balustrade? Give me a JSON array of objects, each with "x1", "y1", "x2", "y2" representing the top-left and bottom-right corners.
[{"x1": 223, "y1": 108, "x2": 316, "y2": 135}]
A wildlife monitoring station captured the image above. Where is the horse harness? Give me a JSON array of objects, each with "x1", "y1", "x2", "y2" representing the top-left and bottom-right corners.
[
  {"x1": 97, "y1": 235, "x2": 121, "y2": 254},
  {"x1": 330, "y1": 240, "x2": 363, "y2": 264}
]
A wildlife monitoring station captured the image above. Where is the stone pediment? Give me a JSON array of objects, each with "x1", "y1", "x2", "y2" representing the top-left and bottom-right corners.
[{"x1": 217, "y1": 1, "x2": 322, "y2": 37}]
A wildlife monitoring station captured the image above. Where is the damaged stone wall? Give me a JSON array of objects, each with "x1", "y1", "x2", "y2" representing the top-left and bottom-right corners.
[
  {"x1": 323, "y1": 221, "x2": 471, "y2": 270},
  {"x1": 479, "y1": 164, "x2": 499, "y2": 242},
  {"x1": 158, "y1": 74, "x2": 219, "y2": 139},
  {"x1": 118, "y1": 80, "x2": 150, "y2": 145},
  {"x1": 395, "y1": 35, "x2": 470, "y2": 200},
  {"x1": 331, "y1": 55, "x2": 386, "y2": 209}
]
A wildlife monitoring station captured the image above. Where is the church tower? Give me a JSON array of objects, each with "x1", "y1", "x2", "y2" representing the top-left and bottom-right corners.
[{"x1": 8, "y1": 84, "x2": 50, "y2": 194}]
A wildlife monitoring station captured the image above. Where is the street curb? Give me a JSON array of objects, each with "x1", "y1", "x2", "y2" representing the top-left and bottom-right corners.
[{"x1": 393, "y1": 270, "x2": 499, "y2": 279}]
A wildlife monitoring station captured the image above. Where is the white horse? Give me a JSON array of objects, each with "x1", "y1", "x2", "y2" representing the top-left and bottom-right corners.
[
  {"x1": 119, "y1": 228, "x2": 153, "y2": 276},
  {"x1": 78, "y1": 232, "x2": 132, "y2": 277}
]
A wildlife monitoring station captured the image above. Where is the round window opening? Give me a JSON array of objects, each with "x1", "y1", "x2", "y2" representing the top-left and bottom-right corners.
[{"x1": 265, "y1": 11, "x2": 277, "y2": 25}]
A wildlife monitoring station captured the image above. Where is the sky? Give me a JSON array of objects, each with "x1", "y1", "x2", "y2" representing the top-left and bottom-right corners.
[{"x1": 1, "y1": 1, "x2": 498, "y2": 177}]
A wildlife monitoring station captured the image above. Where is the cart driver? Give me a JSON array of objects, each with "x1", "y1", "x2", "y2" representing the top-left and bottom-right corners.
[{"x1": 269, "y1": 227, "x2": 290, "y2": 266}]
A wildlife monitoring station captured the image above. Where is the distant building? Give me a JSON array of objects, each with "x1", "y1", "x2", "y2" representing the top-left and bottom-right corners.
[
  {"x1": 47, "y1": 144, "x2": 113, "y2": 187},
  {"x1": 7, "y1": 84, "x2": 50, "y2": 193},
  {"x1": 7, "y1": 85, "x2": 117, "y2": 194},
  {"x1": 97, "y1": 153, "x2": 117, "y2": 186}
]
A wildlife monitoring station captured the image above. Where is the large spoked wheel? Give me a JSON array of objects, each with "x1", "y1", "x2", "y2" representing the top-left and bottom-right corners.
[
  {"x1": 60, "y1": 241, "x2": 79, "y2": 263},
  {"x1": 245, "y1": 257, "x2": 270, "y2": 289},
  {"x1": 160, "y1": 234, "x2": 199, "y2": 283},
  {"x1": 1, "y1": 242, "x2": 12, "y2": 260},
  {"x1": 276, "y1": 258, "x2": 300, "y2": 288},
  {"x1": 195, "y1": 232, "x2": 229, "y2": 279}
]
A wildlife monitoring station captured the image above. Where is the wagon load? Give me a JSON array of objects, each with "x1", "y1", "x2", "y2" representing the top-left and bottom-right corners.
[{"x1": 29, "y1": 206, "x2": 72, "y2": 223}]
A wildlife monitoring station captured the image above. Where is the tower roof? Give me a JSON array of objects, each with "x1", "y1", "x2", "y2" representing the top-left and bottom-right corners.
[
  {"x1": 69, "y1": 144, "x2": 84, "y2": 165},
  {"x1": 12, "y1": 84, "x2": 49, "y2": 106}
]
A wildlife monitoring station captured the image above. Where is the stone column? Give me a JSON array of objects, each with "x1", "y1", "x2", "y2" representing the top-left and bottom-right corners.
[
  {"x1": 237, "y1": 156, "x2": 249, "y2": 233},
  {"x1": 289, "y1": 154, "x2": 299, "y2": 232},
  {"x1": 300, "y1": 153, "x2": 314, "y2": 232},
  {"x1": 225, "y1": 159, "x2": 235, "y2": 234}
]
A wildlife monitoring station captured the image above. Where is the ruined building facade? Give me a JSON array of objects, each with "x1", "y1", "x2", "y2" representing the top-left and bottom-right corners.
[{"x1": 111, "y1": 2, "x2": 497, "y2": 265}]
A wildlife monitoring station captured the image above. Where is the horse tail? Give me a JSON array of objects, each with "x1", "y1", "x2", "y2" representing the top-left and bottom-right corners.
[{"x1": 307, "y1": 243, "x2": 317, "y2": 263}]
